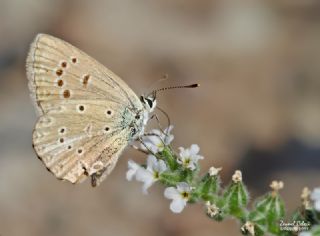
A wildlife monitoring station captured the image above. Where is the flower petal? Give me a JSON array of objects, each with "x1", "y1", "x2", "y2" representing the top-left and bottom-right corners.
[
  {"x1": 163, "y1": 126, "x2": 174, "y2": 144},
  {"x1": 164, "y1": 187, "x2": 180, "y2": 200},
  {"x1": 299, "y1": 232, "x2": 312, "y2": 236},
  {"x1": 165, "y1": 134, "x2": 174, "y2": 145},
  {"x1": 189, "y1": 144, "x2": 200, "y2": 155},
  {"x1": 315, "y1": 200, "x2": 320, "y2": 211},
  {"x1": 126, "y1": 160, "x2": 140, "y2": 181},
  {"x1": 176, "y1": 182, "x2": 191, "y2": 193},
  {"x1": 142, "y1": 141, "x2": 159, "y2": 153},
  {"x1": 191, "y1": 154, "x2": 204, "y2": 162},
  {"x1": 311, "y1": 188, "x2": 320, "y2": 201},
  {"x1": 126, "y1": 169, "x2": 136, "y2": 181},
  {"x1": 187, "y1": 162, "x2": 196, "y2": 171},
  {"x1": 179, "y1": 147, "x2": 189, "y2": 158},
  {"x1": 142, "y1": 178, "x2": 155, "y2": 194},
  {"x1": 157, "y1": 160, "x2": 167, "y2": 173},
  {"x1": 170, "y1": 199, "x2": 186, "y2": 213},
  {"x1": 151, "y1": 128, "x2": 162, "y2": 136},
  {"x1": 136, "y1": 168, "x2": 153, "y2": 183},
  {"x1": 147, "y1": 155, "x2": 157, "y2": 170}
]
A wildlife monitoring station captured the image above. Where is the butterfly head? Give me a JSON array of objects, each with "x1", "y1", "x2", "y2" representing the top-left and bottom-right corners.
[
  {"x1": 140, "y1": 93, "x2": 157, "y2": 113},
  {"x1": 140, "y1": 83, "x2": 199, "y2": 113}
]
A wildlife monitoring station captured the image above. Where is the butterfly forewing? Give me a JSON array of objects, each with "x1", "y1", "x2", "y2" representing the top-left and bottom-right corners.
[
  {"x1": 27, "y1": 34, "x2": 143, "y2": 185},
  {"x1": 27, "y1": 34, "x2": 141, "y2": 114}
]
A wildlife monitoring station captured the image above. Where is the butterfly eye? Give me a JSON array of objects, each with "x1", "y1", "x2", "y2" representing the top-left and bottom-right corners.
[
  {"x1": 146, "y1": 98, "x2": 153, "y2": 108},
  {"x1": 135, "y1": 114, "x2": 140, "y2": 120}
]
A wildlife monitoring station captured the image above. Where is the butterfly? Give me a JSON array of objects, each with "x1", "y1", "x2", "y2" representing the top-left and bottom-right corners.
[{"x1": 26, "y1": 34, "x2": 198, "y2": 187}]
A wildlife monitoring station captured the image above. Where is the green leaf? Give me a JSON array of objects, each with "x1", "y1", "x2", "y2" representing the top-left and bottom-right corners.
[
  {"x1": 248, "y1": 211, "x2": 267, "y2": 236},
  {"x1": 161, "y1": 147, "x2": 178, "y2": 170},
  {"x1": 159, "y1": 170, "x2": 183, "y2": 186},
  {"x1": 180, "y1": 168, "x2": 195, "y2": 184},
  {"x1": 197, "y1": 173, "x2": 221, "y2": 201},
  {"x1": 291, "y1": 207, "x2": 319, "y2": 226},
  {"x1": 249, "y1": 193, "x2": 285, "y2": 235},
  {"x1": 223, "y1": 182, "x2": 249, "y2": 220}
]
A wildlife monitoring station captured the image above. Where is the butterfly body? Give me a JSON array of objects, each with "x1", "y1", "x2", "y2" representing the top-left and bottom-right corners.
[{"x1": 27, "y1": 34, "x2": 153, "y2": 186}]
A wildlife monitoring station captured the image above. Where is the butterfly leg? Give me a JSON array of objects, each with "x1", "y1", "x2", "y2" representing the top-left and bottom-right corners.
[
  {"x1": 131, "y1": 135, "x2": 163, "y2": 156},
  {"x1": 142, "y1": 132, "x2": 165, "y2": 140},
  {"x1": 155, "y1": 105, "x2": 171, "y2": 131},
  {"x1": 91, "y1": 171, "x2": 101, "y2": 187},
  {"x1": 90, "y1": 166, "x2": 108, "y2": 187},
  {"x1": 90, "y1": 153, "x2": 121, "y2": 187},
  {"x1": 148, "y1": 114, "x2": 164, "y2": 133},
  {"x1": 138, "y1": 136, "x2": 160, "y2": 156},
  {"x1": 130, "y1": 144, "x2": 148, "y2": 154},
  {"x1": 91, "y1": 172, "x2": 100, "y2": 187}
]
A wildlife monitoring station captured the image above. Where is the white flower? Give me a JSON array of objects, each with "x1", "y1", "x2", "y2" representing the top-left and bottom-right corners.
[
  {"x1": 177, "y1": 144, "x2": 203, "y2": 170},
  {"x1": 136, "y1": 155, "x2": 167, "y2": 194},
  {"x1": 141, "y1": 126, "x2": 174, "y2": 153},
  {"x1": 126, "y1": 160, "x2": 141, "y2": 181},
  {"x1": 164, "y1": 182, "x2": 191, "y2": 213},
  {"x1": 310, "y1": 187, "x2": 320, "y2": 211},
  {"x1": 209, "y1": 166, "x2": 222, "y2": 176},
  {"x1": 299, "y1": 232, "x2": 312, "y2": 236}
]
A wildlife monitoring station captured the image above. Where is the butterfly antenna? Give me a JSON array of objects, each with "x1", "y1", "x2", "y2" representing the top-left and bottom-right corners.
[{"x1": 149, "y1": 83, "x2": 200, "y2": 97}]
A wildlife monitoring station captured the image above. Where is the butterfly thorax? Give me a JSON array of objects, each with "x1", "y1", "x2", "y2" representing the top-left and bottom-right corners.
[
  {"x1": 120, "y1": 93, "x2": 157, "y2": 141},
  {"x1": 120, "y1": 106, "x2": 149, "y2": 141}
]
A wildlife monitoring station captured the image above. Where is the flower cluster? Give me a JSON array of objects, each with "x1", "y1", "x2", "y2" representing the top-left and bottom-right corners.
[
  {"x1": 126, "y1": 126, "x2": 320, "y2": 236},
  {"x1": 127, "y1": 155, "x2": 167, "y2": 194},
  {"x1": 177, "y1": 144, "x2": 203, "y2": 170},
  {"x1": 141, "y1": 126, "x2": 174, "y2": 153},
  {"x1": 127, "y1": 126, "x2": 203, "y2": 213}
]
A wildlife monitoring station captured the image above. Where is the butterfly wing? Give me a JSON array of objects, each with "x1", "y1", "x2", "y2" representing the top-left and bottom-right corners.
[
  {"x1": 27, "y1": 34, "x2": 142, "y2": 185},
  {"x1": 32, "y1": 103, "x2": 130, "y2": 185},
  {"x1": 27, "y1": 34, "x2": 142, "y2": 115}
]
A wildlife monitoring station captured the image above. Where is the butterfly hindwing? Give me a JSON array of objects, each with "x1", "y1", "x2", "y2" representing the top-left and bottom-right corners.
[{"x1": 33, "y1": 113, "x2": 130, "y2": 184}]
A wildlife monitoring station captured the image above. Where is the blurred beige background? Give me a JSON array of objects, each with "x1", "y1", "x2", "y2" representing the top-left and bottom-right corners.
[{"x1": 1, "y1": 0, "x2": 320, "y2": 235}]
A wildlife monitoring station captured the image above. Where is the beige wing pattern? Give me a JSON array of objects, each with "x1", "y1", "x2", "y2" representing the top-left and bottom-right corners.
[
  {"x1": 32, "y1": 102, "x2": 129, "y2": 185},
  {"x1": 26, "y1": 34, "x2": 141, "y2": 115},
  {"x1": 27, "y1": 34, "x2": 137, "y2": 185}
]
